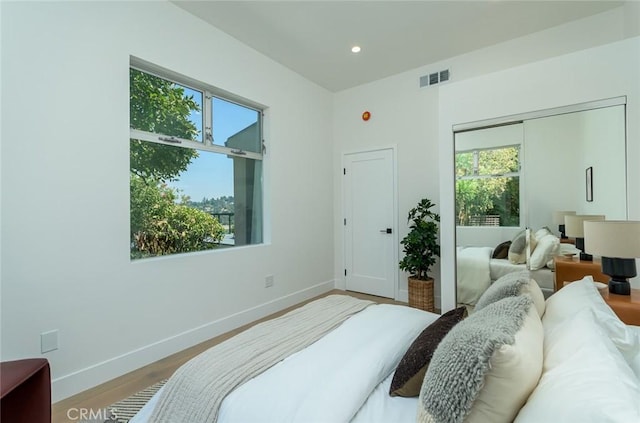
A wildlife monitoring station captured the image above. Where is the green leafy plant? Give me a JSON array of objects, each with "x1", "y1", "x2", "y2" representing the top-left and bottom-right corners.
[
  {"x1": 399, "y1": 198, "x2": 441, "y2": 280},
  {"x1": 129, "y1": 68, "x2": 200, "y2": 183},
  {"x1": 129, "y1": 68, "x2": 228, "y2": 259},
  {"x1": 130, "y1": 176, "x2": 225, "y2": 259}
]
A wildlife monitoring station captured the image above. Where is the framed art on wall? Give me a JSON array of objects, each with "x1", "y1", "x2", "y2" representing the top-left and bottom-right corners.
[{"x1": 586, "y1": 166, "x2": 593, "y2": 202}]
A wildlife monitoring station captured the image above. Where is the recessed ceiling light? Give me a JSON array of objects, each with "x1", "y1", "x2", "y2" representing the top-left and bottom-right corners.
[{"x1": 351, "y1": 46, "x2": 361, "y2": 53}]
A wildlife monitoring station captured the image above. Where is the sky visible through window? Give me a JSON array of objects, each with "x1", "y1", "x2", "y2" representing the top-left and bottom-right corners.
[{"x1": 168, "y1": 88, "x2": 259, "y2": 201}]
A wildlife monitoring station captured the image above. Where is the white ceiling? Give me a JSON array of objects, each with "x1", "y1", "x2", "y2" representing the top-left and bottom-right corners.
[{"x1": 172, "y1": 1, "x2": 624, "y2": 92}]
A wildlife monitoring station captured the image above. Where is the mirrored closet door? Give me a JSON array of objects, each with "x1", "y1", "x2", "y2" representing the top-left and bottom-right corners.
[{"x1": 454, "y1": 100, "x2": 627, "y2": 308}]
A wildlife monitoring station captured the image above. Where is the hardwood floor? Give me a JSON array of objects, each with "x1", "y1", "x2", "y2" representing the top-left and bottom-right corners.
[{"x1": 51, "y1": 290, "x2": 407, "y2": 423}]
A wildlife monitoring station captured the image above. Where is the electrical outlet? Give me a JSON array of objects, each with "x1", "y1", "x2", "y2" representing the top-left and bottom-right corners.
[
  {"x1": 41, "y1": 330, "x2": 59, "y2": 353},
  {"x1": 265, "y1": 275, "x2": 274, "y2": 288}
]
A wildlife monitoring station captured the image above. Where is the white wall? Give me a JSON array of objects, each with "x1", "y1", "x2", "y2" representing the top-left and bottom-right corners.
[
  {"x1": 578, "y1": 106, "x2": 628, "y2": 219},
  {"x1": 333, "y1": 72, "x2": 441, "y2": 303},
  {"x1": 439, "y1": 37, "x2": 640, "y2": 310},
  {"x1": 0, "y1": 1, "x2": 334, "y2": 401},
  {"x1": 333, "y1": 4, "x2": 639, "y2": 309},
  {"x1": 524, "y1": 106, "x2": 627, "y2": 231},
  {"x1": 2, "y1": 0, "x2": 639, "y2": 403}
]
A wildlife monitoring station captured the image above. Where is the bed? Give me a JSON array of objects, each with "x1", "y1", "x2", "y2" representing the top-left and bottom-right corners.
[
  {"x1": 456, "y1": 246, "x2": 555, "y2": 310},
  {"x1": 131, "y1": 276, "x2": 640, "y2": 423},
  {"x1": 456, "y1": 228, "x2": 581, "y2": 308}
]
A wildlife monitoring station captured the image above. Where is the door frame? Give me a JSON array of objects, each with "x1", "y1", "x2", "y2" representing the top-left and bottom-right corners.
[{"x1": 341, "y1": 146, "x2": 399, "y2": 300}]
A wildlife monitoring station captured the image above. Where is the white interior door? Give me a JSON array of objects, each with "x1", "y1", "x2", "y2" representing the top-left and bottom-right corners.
[{"x1": 343, "y1": 148, "x2": 396, "y2": 298}]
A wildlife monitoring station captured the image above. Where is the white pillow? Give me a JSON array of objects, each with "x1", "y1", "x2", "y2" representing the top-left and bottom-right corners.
[
  {"x1": 543, "y1": 276, "x2": 615, "y2": 332},
  {"x1": 627, "y1": 326, "x2": 640, "y2": 380},
  {"x1": 546, "y1": 243, "x2": 581, "y2": 269},
  {"x1": 558, "y1": 243, "x2": 581, "y2": 255},
  {"x1": 543, "y1": 276, "x2": 640, "y2": 380},
  {"x1": 529, "y1": 233, "x2": 559, "y2": 271},
  {"x1": 595, "y1": 302, "x2": 640, "y2": 381},
  {"x1": 534, "y1": 227, "x2": 552, "y2": 241},
  {"x1": 515, "y1": 309, "x2": 640, "y2": 422}
]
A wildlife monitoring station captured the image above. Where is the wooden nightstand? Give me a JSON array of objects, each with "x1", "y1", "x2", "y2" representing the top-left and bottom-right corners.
[
  {"x1": 553, "y1": 256, "x2": 607, "y2": 292},
  {"x1": 561, "y1": 280, "x2": 640, "y2": 326},
  {"x1": 600, "y1": 289, "x2": 640, "y2": 326}
]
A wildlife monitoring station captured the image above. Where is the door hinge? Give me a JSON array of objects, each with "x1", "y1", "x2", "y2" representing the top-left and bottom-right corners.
[
  {"x1": 344, "y1": 218, "x2": 346, "y2": 225},
  {"x1": 343, "y1": 168, "x2": 346, "y2": 175},
  {"x1": 344, "y1": 269, "x2": 347, "y2": 276}
]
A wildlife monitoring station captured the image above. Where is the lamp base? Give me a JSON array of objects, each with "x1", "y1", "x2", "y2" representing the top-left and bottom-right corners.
[
  {"x1": 558, "y1": 224, "x2": 567, "y2": 239},
  {"x1": 575, "y1": 238, "x2": 592, "y2": 261},
  {"x1": 579, "y1": 252, "x2": 593, "y2": 261},
  {"x1": 602, "y1": 257, "x2": 637, "y2": 296},
  {"x1": 609, "y1": 279, "x2": 631, "y2": 295}
]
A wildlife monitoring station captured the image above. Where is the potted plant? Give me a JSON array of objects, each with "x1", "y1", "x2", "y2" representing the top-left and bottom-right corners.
[{"x1": 399, "y1": 198, "x2": 440, "y2": 312}]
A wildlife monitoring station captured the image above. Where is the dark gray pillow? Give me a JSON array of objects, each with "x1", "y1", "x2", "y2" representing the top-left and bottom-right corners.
[
  {"x1": 389, "y1": 307, "x2": 467, "y2": 397},
  {"x1": 492, "y1": 241, "x2": 512, "y2": 259}
]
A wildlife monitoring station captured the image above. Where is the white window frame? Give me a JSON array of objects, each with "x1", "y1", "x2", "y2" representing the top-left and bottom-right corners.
[
  {"x1": 129, "y1": 57, "x2": 267, "y2": 254},
  {"x1": 130, "y1": 58, "x2": 264, "y2": 162},
  {"x1": 455, "y1": 144, "x2": 522, "y2": 227},
  {"x1": 455, "y1": 144, "x2": 521, "y2": 181}
]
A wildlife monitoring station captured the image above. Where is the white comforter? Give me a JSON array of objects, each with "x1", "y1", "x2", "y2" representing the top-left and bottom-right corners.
[
  {"x1": 132, "y1": 303, "x2": 437, "y2": 423},
  {"x1": 456, "y1": 246, "x2": 493, "y2": 306}
]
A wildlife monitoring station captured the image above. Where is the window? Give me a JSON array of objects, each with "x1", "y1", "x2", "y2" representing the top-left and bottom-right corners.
[
  {"x1": 455, "y1": 145, "x2": 520, "y2": 227},
  {"x1": 129, "y1": 64, "x2": 264, "y2": 259}
]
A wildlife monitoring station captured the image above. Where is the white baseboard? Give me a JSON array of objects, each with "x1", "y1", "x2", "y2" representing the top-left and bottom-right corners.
[{"x1": 52, "y1": 279, "x2": 335, "y2": 402}]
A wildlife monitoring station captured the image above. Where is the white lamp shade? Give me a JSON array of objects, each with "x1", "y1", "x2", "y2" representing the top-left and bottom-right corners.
[
  {"x1": 564, "y1": 214, "x2": 605, "y2": 238},
  {"x1": 584, "y1": 220, "x2": 640, "y2": 258},
  {"x1": 552, "y1": 210, "x2": 576, "y2": 225}
]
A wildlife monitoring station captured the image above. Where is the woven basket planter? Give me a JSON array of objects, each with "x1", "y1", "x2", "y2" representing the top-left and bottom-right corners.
[{"x1": 408, "y1": 277, "x2": 435, "y2": 312}]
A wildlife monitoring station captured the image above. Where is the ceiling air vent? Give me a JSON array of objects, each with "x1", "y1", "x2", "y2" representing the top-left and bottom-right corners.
[{"x1": 419, "y1": 68, "x2": 451, "y2": 88}]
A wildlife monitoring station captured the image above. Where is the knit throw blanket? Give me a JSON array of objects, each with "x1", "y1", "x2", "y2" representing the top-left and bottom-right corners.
[{"x1": 149, "y1": 295, "x2": 374, "y2": 423}]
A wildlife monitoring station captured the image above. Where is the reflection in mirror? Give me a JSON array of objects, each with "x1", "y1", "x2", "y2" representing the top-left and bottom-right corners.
[
  {"x1": 454, "y1": 103, "x2": 627, "y2": 312},
  {"x1": 456, "y1": 123, "x2": 523, "y2": 228}
]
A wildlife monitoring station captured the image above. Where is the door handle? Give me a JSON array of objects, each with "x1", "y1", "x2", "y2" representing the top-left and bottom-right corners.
[{"x1": 379, "y1": 228, "x2": 392, "y2": 234}]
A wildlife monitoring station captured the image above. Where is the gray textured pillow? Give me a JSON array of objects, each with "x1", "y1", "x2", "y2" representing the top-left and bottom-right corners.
[
  {"x1": 475, "y1": 270, "x2": 545, "y2": 317},
  {"x1": 475, "y1": 270, "x2": 529, "y2": 310},
  {"x1": 417, "y1": 295, "x2": 543, "y2": 423}
]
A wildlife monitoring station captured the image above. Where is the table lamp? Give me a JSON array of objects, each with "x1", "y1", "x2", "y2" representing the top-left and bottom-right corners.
[
  {"x1": 584, "y1": 220, "x2": 640, "y2": 295},
  {"x1": 552, "y1": 211, "x2": 576, "y2": 239},
  {"x1": 565, "y1": 214, "x2": 605, "y2": 261}
]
